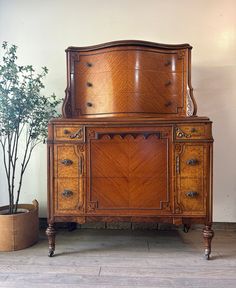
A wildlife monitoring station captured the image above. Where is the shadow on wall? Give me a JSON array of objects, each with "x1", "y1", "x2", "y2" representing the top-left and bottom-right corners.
[{"x1": 193, "y1": 65, "x2": 236, "y2": 114}]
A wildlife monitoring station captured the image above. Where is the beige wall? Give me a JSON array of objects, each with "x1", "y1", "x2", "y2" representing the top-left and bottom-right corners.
[{"x1": 0, "y1": 0, "x2": 235, "y2": 221}]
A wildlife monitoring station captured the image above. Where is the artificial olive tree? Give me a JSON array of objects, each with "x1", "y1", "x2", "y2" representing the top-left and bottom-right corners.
[{"x1": 0, "y1": 42, "x2": 61, "y2": 214}]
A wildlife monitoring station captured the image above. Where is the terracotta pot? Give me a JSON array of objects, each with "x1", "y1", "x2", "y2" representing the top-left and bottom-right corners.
[{"x1": 0, "y1": 200, "x2": 39, "y2": 251}]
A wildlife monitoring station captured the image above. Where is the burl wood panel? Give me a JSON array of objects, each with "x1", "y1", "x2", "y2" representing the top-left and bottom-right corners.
[
  {"x1": 53, "y1": 144, "x2": 85, "y2": 215},
  {"x1": 54, "y1": 145, "x2": 79, "y2": 178},
  {"x1": 175, "y1": 143, "x2": 209, "y2": 215},
  {"x1": 89, "y1": 133, "x2": 170, "y2": 214}
]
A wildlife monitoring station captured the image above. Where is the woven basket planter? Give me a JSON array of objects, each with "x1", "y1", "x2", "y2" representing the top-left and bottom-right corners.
[{"x1": 0, "y1": 200, "x2": 39, "y2": 251}]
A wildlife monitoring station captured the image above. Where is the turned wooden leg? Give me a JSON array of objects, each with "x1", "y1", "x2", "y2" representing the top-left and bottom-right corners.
[
  {"x1": 46, "y1": 223, "x2": 56, "y2": 257},
  {"x1": 203, "y1": 225, "x2": 214, "y2": 260}
]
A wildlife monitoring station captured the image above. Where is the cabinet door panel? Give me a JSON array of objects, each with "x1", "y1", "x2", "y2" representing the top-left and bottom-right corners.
[{"x1": 87, "y1": 127, "x2": 172, "y2": 215}]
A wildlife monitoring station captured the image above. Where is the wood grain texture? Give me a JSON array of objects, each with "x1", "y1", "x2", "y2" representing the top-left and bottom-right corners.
[
  {"x1": 1, "y1": 229, "x2": 236, "y2": 288},
  {"x1": 62, "y1": 40, "x2": 196, "y2": 118}
]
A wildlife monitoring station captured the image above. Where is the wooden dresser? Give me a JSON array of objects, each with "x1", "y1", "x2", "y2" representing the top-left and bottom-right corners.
[{"x1": 46, "y1": 40, "x2": 214, "y2": 259}]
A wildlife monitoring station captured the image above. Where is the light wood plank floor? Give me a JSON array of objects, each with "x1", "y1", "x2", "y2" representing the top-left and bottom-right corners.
[{"x1": 0, "y1": 228, "x2": 236, "y2": 288}]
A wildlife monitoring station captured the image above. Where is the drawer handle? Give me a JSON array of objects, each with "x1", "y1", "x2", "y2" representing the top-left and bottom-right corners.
[
  {"x1": 186, "y1": 159, "x2": 199, "y2": 166},
  {"x1": 60, "y1": 159, "x2": 73, "y2": 166},
  {"x1": 86, "y1": 102, "x2": 93, "y2": 107},
  {"x1": 165, "y1": 101, "x2": 172, "y2": 107},
  {"x1": 62, "y1": 190, "x2": 73, "y2": 198},
  {"x1": 86, "y1": 82, "x2": 93, "y2": 87},
  {"x1": 165, "y1": 80, "x2": 172, "y2": 86},
  {"x1": 175, "y1": 127, "x2": 191, "y2": 138},
  {"x1": 165, "y1": 60, "x2": 171, "y2": 66},
  {"x1": 70, "y1": 128, "x2": 83, "y2": 139},
  {"x1": 186, "y1": 191, "x2": 199, "y2": 198},
  {"x1": 86, "y1": 62, "x2": 92, "y2": 67}
]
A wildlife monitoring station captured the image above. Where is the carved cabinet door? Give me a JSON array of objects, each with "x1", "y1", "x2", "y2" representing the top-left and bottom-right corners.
[{"x1": 86, "y1": 126, "x2": 173, "y2": 216}]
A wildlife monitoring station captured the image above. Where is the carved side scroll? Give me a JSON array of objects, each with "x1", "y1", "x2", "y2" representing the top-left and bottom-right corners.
[{"x1": 62, "y1": 88, "x2": 72, "y2": 118}]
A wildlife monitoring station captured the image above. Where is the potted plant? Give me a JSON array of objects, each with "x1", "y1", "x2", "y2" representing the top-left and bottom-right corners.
[{"x1": 0, "y1": 42, "x2": 61, "y2": 251}]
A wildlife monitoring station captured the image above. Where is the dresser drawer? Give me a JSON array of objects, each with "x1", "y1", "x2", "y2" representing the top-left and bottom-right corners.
[
  {"x1": 76, "y1": 71, "x2": 184, "y2": 116},
  {"x1": 177, "y1": 178, "x2": 205, "y2": 213},
  {"x1": 54, "y1": 145, "x2": 82, "y2": 178},
  {"x1": 54, "y1": 178, "x2": 85, "y2": 214},
  {"x1": 175, "y1": 124, "x2": 210, "y2": 140},
  {"x1": 179, "y1": 145, "x2": 204, "y2": 178},
  {"x1": 54, "y1": 125, "x2": 84, "y2": 141},
  {"x1": 77, "y1": 49, "x2": 184, "y2": 74}
]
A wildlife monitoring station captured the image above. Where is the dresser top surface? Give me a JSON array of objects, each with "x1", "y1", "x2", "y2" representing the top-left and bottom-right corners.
[
  {"x1": 66, "y1": 40, "x2": 192, "y2": 52},
  {"x1": 50, "y1": 116, "x2": 211, "y2": 125}
]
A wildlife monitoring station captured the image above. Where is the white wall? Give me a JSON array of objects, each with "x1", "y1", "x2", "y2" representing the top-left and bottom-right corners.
[{"x1": 0, "y1": 0, "x2": 235, "y2": 221}]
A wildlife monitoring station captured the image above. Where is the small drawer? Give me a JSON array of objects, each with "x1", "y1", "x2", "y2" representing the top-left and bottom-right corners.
[
  {"x1": 175, "y1": 124, "x2": 207, "y2": 140},
  {"x1": 54, "y1": 125, "x2": 84, "y2": 141},
  {"x1": 55, "y1": 178, "x2": 79, "y2": 211},
  {"x1": 179, "y1": 145, "x2": 204, "y2": 178},
  {"x1": 178, "y1": 178, "x2": 205, "y2": 213},
  {"x1": 54, "y1": 145, "x2": 80, "y2": 178}
]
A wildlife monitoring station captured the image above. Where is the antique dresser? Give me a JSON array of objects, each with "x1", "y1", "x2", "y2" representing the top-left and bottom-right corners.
[{"x1": 46, "y1": 40, "x2": 214, "y2": 259}]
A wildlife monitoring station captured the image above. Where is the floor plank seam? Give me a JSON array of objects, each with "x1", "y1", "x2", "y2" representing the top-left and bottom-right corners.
[{"x1": 98, "y1": 267, "x2": 102, "y2": 276}]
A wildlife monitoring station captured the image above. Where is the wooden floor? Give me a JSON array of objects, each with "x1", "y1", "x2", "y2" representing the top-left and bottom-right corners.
[{"x1": 0, "y1": 227, "x2": 236, "y2": 288}]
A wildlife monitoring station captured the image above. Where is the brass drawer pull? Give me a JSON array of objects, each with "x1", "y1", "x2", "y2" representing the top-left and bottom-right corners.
[
  {"x1": 186, "y1": 191, "x2": 199, "y2": 198},
  {"x1": 70, "y1": 128, "x2": 83, "y2": 139},
  {"x1": 186, "y1": 159, "x2": 199, "y2": 165},
  {"x1": 86, "y1": 82, "x2": 93, "y2": 87},
  {"x1": 175, "y1": 127, "x2": 191, "y2": 138},
  {"x1": 62, "y1": 190, "x2": 73, "y2": 198},
  {"x1": 165, "y1": 80, "x2": 172, "y2": 86},
  {"x1": 60, "y1": 159, "x2": 73, "y2": 166},
  {"x1": 86, "y1": 102, "x2": 93, "y2": 107},
  {"x1": 165, "y1": 60, "x2": 171, "y2": 66}
]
